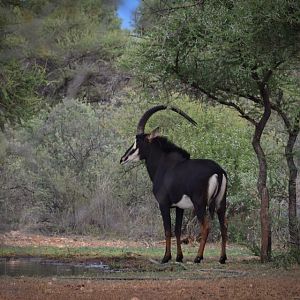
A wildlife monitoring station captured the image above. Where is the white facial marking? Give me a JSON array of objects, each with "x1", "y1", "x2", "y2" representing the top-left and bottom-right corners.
[
  {"x1": 173, "y1": 195, "x2": 194, "y2": 209},
  {"x1": 127, "y1": 148, "x2": 140, "y2": 162},
  {"x1": 125, "y1": 139, "x2": 140, "y2": 163},
  {"x1": 215, "y1": 174, "x2": 226, "y2": 210},
  {"x1": 208, "y1": 174, "x2": 218, "y2": 204}
]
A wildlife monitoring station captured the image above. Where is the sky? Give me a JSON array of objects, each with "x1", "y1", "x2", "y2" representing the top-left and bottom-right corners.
[{"x1": 117, "y1": 0, "x2": 140, "y2": 30}]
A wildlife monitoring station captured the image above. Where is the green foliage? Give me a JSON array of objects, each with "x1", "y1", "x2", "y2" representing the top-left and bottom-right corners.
[
  {"x1": 0, "y1": 0, "x2": 122, "y2": 60},
  {"x1": 40, "y1": 0, "x2": 121, "y2": 59},
  {"x1": 0, "y1": 90, "x2": 290, "y2": 244},
  {"x1": 112, "y1": 94, "x2": 266, "y2": 242},
  {"x1": 0, "y1": 0, "x2": 298, "y2": 251},
  {"x1": 0, "y1": 131, "x2": 7, "y2": 163},
  {"x1": 169, "y1": 101, "x2": 261, "y2": 242},
  {"x1": 37, "y1": 99, "x2": 106, "y2": 175},
  {"x1": 121, "y1": 0, "x2": 300, "y2": 251},
  {"x1": 272, "y1": 248, "x2": 300, "y2": 269},
  {"x1": 124, "y1": 0, "x2": 300, "y2": 95},
  {"x1": 1, "y1": 100, "x2": 108, "y2": 229},
  {"x1": 0, "y1": 61, "x2": 45, "y2": 130},
  {"x1": 0, "y1": 0, "x2": 127, "y2": 130},
  {"x1": 0, "y1": 99, "x2": 162, "y2": 236},
  {"x1": 121, "y1": 0, "x2": 300, "y2": 141}
]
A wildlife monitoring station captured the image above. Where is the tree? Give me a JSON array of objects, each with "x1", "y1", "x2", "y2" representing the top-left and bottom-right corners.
[
  {"x1": 123, "y1": 0, "x2": 300, "y2": 260},
  {"x1": 0, "y1": 0, "x2": 128, "y2": 131},
  {"x1": 0, "y1": 1, "x2": 46, "y2": 130}
]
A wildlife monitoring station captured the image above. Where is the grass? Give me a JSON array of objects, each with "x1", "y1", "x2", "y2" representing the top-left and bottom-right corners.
[
  {"x1": 1, "y1": 242, "x2": 299, "y2": 280},
  {"x1": 0, "y1": 243, "x2": 253, "y2": 260}
]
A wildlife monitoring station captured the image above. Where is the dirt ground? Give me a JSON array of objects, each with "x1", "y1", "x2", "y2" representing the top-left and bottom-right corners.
[
  {"x1": 1, "y1": 231, "x2": 300, "y2": 300},
  {"x1": 0, "y1": 230, "x2": 145, "y2": 249},
  {"x1": 1, "y1": 276, "x2": 300, "y2": 300}
]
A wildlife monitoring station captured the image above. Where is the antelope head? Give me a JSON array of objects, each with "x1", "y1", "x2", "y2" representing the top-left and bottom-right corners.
[{"x1": 120, "y1": 105, "x2": 197, "y2": 165}]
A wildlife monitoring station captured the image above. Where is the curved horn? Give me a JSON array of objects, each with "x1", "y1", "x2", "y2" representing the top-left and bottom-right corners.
[{"x1": 136, "y1": 105, "x2": 197, "y2": 134}]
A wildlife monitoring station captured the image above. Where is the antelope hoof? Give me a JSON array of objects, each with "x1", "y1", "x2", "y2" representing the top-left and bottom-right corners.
[
  {"x1": 161, "y1": 255, "x2": 172, "y2": 264},
  {"x1": 176, "y1": 254, "x2": 183, "y2": 263},
  {"x1": 194, "y1": 256, "x2": 203, "y2": 263},
  {"x1": 219, "y1": 255, "x2": 227, "y2": 264}
]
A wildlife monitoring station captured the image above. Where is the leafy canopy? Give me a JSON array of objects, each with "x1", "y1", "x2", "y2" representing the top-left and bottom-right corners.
[{"x1": 123, "y1": 0, "x2": 300, "y2": 103}]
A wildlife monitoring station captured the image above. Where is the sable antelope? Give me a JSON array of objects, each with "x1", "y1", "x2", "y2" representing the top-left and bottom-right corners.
[{"x1": 120, "y1": 105, "x2": 228, "y2": 264}]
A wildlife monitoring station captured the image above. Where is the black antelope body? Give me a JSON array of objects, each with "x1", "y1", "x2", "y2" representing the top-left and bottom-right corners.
[{"x1": 120, "y1": 105, "x2": 228, "y2": 264}]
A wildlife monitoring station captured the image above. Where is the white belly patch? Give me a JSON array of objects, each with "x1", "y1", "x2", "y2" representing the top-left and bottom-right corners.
[{"x1": 173, "y1": 195, "x2": 194, "y2": 209}]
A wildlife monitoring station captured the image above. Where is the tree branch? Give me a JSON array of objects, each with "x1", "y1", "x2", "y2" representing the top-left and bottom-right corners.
[
  {"x1": 189, "y1": 82, "x2": 258, "y2": 125},
  {"x1": 142, "y1": 1, "x2": 202, "y2": 16}
]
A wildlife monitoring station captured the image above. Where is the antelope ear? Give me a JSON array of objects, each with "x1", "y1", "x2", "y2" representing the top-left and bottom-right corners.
[{"x1": 148, "y1": 127, "x2": 160, "y2": 140}]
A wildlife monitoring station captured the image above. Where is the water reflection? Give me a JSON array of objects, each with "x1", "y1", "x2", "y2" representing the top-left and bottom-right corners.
[{"x1": 0, "y1": 258, "x2": 110, "y2": 277}]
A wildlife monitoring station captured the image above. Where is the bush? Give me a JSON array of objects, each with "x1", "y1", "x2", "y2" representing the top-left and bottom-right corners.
[
  {"x1": 0, "y1": 95, "x2": 290, "y2": 245},
  {"x1": 272, "y1": 248, "x2": 300, "y2": 269},
  {"x1": 0, "y1": 98, "x2": 163, "y2": 237}
]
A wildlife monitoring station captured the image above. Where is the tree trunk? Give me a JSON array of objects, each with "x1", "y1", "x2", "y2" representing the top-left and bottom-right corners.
[
  {"x1": 285, "y1": 131, "x2": 300, "y2": 248},
  {"x1": 252, "y1": 82, "x2": 272, "y2": 262},
  {"x1": 252, "y1": 135, "x2": 272, "y2": 262},
  {"x1": 273, "y1": 92, "x2": 300, "y2": 249}
]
